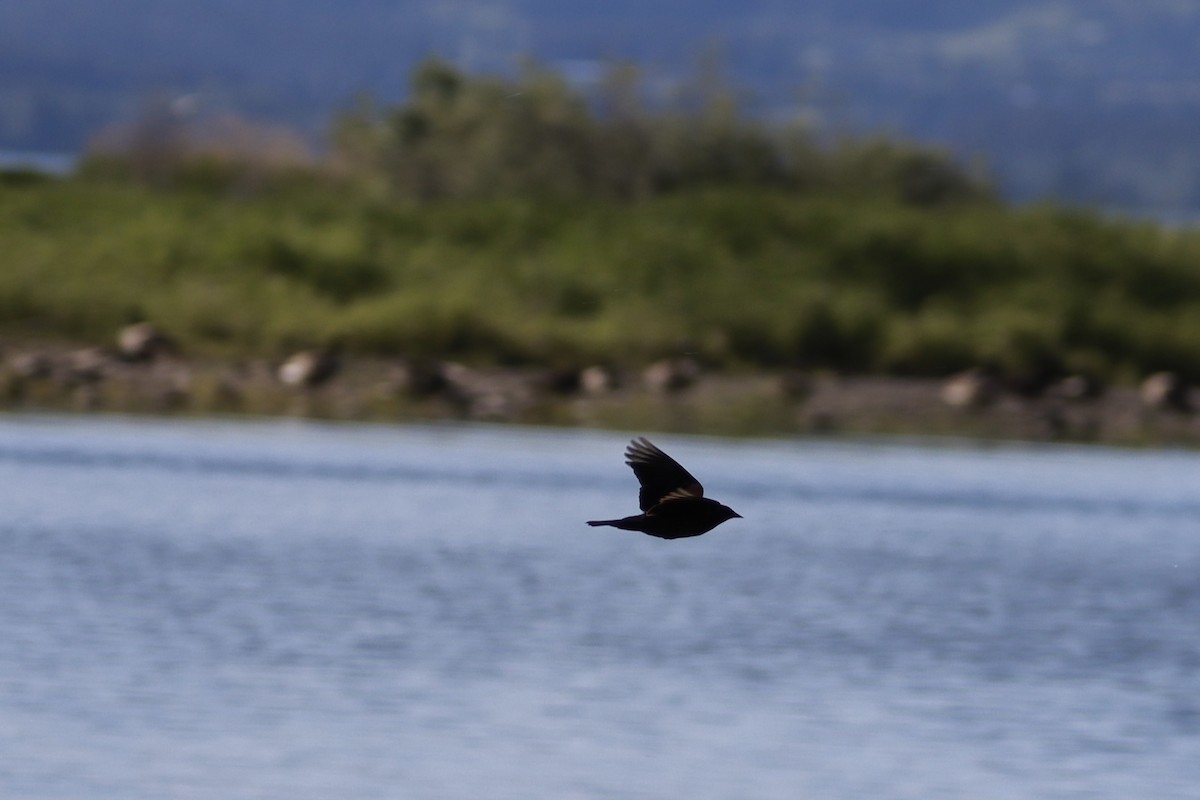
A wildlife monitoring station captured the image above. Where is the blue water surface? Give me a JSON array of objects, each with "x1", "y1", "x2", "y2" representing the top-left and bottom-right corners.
[{"x1": 1, "y1": 414, "x2": 1197, "y2": 799}]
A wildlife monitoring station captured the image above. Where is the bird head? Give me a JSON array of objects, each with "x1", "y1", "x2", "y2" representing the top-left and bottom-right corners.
[{"x1": 717, "y1": 504, "x2": 743, "y2": 523}]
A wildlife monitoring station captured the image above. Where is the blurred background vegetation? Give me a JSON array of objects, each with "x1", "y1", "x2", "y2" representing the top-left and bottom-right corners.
[{"x1": 3, "y1": 59, "x2": 1200, "y2": 387}]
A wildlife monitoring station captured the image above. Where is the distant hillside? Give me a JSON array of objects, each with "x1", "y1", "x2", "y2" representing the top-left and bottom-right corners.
[{"x1": 2, "y1": 0, "x2": 1200, "y2": 212}]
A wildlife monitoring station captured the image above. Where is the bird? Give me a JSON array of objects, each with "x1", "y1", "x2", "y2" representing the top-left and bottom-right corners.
[{"x1": 587, "y1": 437, "x2": 742, "y2": 539}]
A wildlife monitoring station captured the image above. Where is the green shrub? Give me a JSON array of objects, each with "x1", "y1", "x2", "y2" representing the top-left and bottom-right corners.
[{"x1": 4, "y1": 59, "x2": 1199, "y2": 384}]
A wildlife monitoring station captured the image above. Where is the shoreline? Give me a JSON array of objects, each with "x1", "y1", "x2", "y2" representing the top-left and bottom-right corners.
[{"x1": 3, "y1": 343, "x2": 1198, "y2": 448}]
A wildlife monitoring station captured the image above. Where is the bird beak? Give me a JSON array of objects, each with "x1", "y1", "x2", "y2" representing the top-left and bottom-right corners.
[{"x1": 733, "y1": 512, "x2": 743, "y2": 519}]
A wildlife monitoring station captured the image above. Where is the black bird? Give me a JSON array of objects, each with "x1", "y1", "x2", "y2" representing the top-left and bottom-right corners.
[{"x1": 587, "y1": 437, "x2": 742, "y2": 539}]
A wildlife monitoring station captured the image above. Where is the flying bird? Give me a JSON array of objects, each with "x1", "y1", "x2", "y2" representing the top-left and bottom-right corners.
[{"x1": 587, "y1": 437, "x2": 742, "y2": 539}]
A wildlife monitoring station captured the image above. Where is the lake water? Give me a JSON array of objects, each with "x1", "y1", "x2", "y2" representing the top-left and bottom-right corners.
[{"x1": 1, "y1": 414, "x2": 1198, "y2": 799}]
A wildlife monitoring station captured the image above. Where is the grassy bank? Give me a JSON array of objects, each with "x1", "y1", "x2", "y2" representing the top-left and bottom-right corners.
[{"x1": 3, "y1": 171, "x2": 1200, "y2": 388}]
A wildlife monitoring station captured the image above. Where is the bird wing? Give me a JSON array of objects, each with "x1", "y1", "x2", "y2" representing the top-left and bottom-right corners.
[
  {"x1": 644, "y1": 490, "x2": 701, "y2": 516},
  {"x1": 625, "y1": 437, "x2": 704, "y2": 511}
]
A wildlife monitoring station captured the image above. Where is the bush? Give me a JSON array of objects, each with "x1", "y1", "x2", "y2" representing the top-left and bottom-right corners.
[
  {"x1": 329, "y1": 58, "x2": 989, "y2": 204},
  {"x1": 5, "y1": 61, "x2": 1199, "y2": 383}
]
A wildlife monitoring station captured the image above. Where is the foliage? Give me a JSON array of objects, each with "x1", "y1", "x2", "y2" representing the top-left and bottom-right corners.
[
  {"x1": 328, "y1": 59, "x2": 992, "y2": 206},
  {"x1": 3, "y1": 174, "x2": 1200, "y2": 383},
  {"x1": 3, "y1": 61, "x2": 1199, "y2": 385}
]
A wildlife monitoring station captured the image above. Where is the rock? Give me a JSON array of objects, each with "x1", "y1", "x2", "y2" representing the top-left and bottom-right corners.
[
  {"x1": 7, "y1": 352, "x2": 54, "y2": 380},
  {"x1": 642, "y1": 357, "x2": 701, "y2": 394},
  {"x1": 1046, "y1": 374, "x2": 1104, "y2": 403},
  {"x1": 538, "y1": 367, "x2": 584, "y2": 396},
  {"x1": 778, "y1": 370, "x2": 814, "y2": 402},
  {"x1": 1139, "y1": 372, "x2": 1190, "y2": 412},
  {"x1": 278, "y1": 349, "x2": 340, "y2": 388},
  {"x1": 940, "y1": 368, "x2": 1000, "y2": 409},
  {"x1": 64, "y1": 348, "x2": 109, "y2": 385},
  {"x1": 437, "y1": 362, "x2": 476, "y2": 399},
  {"x1": 400, "y1": 363, "x2": 532, "y2": 421},
  {"x1": 389, "y1": 359, "x2": 458, "y2": 398},
  {"x1": 579, "y1": 365, "x2": 618, "y2": 396},
  {"x1": 117, "y1": 322, "x2": 171, "y2": 362}
]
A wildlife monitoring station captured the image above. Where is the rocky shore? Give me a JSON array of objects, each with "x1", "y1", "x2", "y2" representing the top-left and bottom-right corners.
[{"x1": 3, "y1": 329, "x2": 1198, "y2": 446}]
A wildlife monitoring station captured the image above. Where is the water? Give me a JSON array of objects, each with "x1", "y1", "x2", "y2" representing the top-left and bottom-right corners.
[{"x1": 1, "y1": 415, "x2": 1198, "y2": 799}]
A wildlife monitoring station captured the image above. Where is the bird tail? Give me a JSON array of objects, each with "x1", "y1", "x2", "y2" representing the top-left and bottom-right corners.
[{"x1": 587, "y1": 519, "x2": 618, "y2": 527}]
